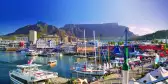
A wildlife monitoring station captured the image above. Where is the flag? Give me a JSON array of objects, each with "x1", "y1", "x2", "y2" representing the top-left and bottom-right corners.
[{"x1": 28, "y1": 59, "x2": 33, "y2": 64}]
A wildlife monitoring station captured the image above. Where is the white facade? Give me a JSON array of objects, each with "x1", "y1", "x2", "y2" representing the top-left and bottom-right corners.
[
  {"x1": 0, "y1": 40, "x2": 13, "y2": 48},
  {"x1": 156, "y1": 39, "x2": 168, "y2": 43},
  {"x1": 0, "y1": 40, "x2": 26, "y2": 48},
  {"x1": 29, "y1": 30, "x2": 37, "y2": 44},
  {"x1": 36, "y1": 39, "x2": 56, "y2": 48},
  {"x1": 16, "y1": 37, "x2": 28, "y2": 42}
]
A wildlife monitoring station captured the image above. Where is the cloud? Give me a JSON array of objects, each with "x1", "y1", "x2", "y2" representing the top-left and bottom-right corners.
[{"x1": 128, "y1": 26, "x2": 156, "y2": 36}]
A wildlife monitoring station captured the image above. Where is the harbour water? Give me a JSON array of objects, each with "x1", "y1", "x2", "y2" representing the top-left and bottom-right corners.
[{"x1": 0, "y1": 51, "x2": 78, "y2": 84}]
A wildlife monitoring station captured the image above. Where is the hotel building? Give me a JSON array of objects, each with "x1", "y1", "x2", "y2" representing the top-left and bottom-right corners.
[{"x1": 29, "y1": 30, "x2": 37, "y2": 44}]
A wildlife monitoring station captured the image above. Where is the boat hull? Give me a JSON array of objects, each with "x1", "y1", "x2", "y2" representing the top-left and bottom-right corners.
[
  {"x1": 26, "y1": 54, "x2": 38, "y2": 56},
  {"x1": 71, "y1": 70, "x2": 105, "y2": 76},
  {"x1": 49, "y1": 62, "x2": 56, "y2": 67},
  {"x1": 9, "y1": 73, "x2": 25, "y2": 84}
]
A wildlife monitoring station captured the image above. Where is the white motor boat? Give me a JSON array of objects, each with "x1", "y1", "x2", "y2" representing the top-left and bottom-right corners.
[
  {"x1": 9, "y1": 64, "x2": 58, "y2": 84},
  {"x1": 47, "y1": 52, "x2": 56, "y2": 56},
  {"x1": 55, "y1": 53, "x2": 63, "y2": 57},
  {"x1": 26, "y1": 50, "x2": 38, "y2": 56}
]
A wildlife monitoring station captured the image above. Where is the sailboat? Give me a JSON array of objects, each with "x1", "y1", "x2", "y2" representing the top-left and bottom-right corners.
[
  {"x1": 75, "y1": 29, "x2": 87, "y2": 58},
  {"x1": 71, "y1": 30, "x2": 107, "y2": 76}
]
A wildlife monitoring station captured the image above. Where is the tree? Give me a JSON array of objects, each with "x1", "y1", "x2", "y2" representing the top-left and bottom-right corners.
[
  {"x1": 37, "y1": 32, "x2": 43, "y2": 39},
  {"x1": 159, "y1": 41, "x2": 163, "y2": 44},
  {"x1": 154, "y1": 39, "x2": 158, "y2": 43},
  {"x1": 118, "y1": 41, "x2": 124, "y2": 45},
  {"x1": 108, "y1": 42, "x2": 111, "y2": 45}
]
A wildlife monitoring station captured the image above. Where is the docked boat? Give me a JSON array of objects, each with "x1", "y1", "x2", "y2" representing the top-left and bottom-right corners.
[
  {"x1": 38, "y1": 50, "x2": 48, "y2": 57},
  {"x1": 55, "y1": 52, "x2": 63, "y2": 57},
  {"x1": 48, "y1": 60, "x2": 57, "y2": 67},
  {"x1": 74, "y1": 55, "x2": 87, "y2": 58},
  {"x1": 71, "y1": 62, "x2": 106, "y2": 76},
  {"x1": 38, "y1": 53, "x2": 48, "y2": 57},
  {"x1": 71, "y1": 30, "x2": 107, "y2": 76},
  {"x1": 26, "y1": 50, "x2": 38, "y2": 56},
  {"x1": 39, "y1": 52, "x2": 57, "y2": 57},
  {"x1": 9, "y1": 64, "x2": 58, "y2": 84},
  {"x1": 47, "y1": 52, "x2": 56, "y2": 57}
]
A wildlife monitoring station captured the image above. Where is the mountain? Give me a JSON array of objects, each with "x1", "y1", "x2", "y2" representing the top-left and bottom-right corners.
[
  {"x1": 7, "y1": 21, "x2": 59, "y2": 36},
  {"x1": 60, "y1": 23, "x2": 135, "y2": 38},
  {"x1": 4, "y1": 22, "x2": 136, "y2": 40},
  {"x1": 6, "y1": 21, "x2": 69, "y2": 39},
  {"x1": 131, "y1": 30, "x2": 168, "y2": 40}
]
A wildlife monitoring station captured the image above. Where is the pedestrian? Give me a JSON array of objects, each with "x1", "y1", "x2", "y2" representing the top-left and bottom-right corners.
[
  {"x1": 137, "y1": 69, "x2": 139, "y2": 74},
  {"x1": 119, "y1": 66, "x2": 122, "y2": 74}
]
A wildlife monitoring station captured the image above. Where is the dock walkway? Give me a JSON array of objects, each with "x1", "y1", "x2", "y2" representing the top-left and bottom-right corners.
[{"x1": 49, "y1": 77, "x2": 69, "y2": 84}]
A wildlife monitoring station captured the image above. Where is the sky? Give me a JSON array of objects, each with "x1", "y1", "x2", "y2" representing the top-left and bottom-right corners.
[{"x1": 0, "y1": 0, "x2": 168, "y2": 35}]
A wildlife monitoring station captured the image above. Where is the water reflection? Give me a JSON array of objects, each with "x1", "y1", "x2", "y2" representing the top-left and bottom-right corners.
[{"x1": 0, "y1": 52, "x2": 25, "y2": 63}]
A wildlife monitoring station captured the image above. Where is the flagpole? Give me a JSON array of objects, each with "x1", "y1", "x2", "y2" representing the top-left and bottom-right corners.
[{"x1": 122, "y1": 28, "x2": 130, "y2": 84}]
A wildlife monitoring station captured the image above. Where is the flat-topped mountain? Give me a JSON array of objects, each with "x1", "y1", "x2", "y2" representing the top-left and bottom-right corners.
[
  {"x1": 4, "y1": 22, "x2": 136, "y2": 40},
  {"x1": 61, "y1": 23, "x2": 135, "y2": 38}
]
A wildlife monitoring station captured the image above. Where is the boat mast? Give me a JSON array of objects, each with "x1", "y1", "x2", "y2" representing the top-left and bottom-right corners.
[
  {"x1": 99, "y1": 34, "x2": 102, "y2": 64},
  {"x1": 93, "y1": 30, "x2": 96, "y2": 65},
  {"x1": 165, "y1": 30, "x2": 167, "y2": 48},
  {"x1": 108, "y1": 44, "x2": 110, "y2": 63},
  {"x1": 122, "y1": 28, "x2": 130, "y2": 84},
  {"x1": 84, "y1": 29, "x2": 87, "y2": 66}
]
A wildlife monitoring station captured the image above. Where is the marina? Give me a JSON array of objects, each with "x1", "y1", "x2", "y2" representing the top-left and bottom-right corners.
[
  {"x1": 0, "y1": 28, "x2": 168, "y2": 84},
  {"x1": 1, "y1": 0, "x2": 168, "y2": 84},
  {"x1": 0, "y1": 41, "x2": 168, "y2": 84},
  {"x1": 0, "y1": 51, "x2": 75, "y2": 84}
]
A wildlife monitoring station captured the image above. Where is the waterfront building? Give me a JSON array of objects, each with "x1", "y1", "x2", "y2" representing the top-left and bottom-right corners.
[
  {"x1": 36, "y1": 39, "x2": 56, "y2": 49},
  {"x1": 29, "y1": 30, "x2": 37, "y2": 44},
  {"x1": 0, "y1": 40, "x2": 27, "y2": 51},
  {"x1": 0, "y1": 40, "x2": 13, "y2": 49},
  {"x1": 62, "y1": 44, "x2": 75, "y2": 53},
  {"x1": 16, "y1": 36, "x2": 28, "y2": 42},
  {"x1": 41, "y1": 34, "x2": 60, "y2": 45},
  {"x1": 156, "y1": 39, "x2": 168, "y2": 43},
  {"x1": 76, "y1": 42, "x2": 95, "y2": 53}
]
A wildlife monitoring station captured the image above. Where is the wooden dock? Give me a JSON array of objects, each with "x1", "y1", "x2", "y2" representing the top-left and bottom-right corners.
[{"x1": 49, "y1": 77, "x2": 69, "y2": 84}]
